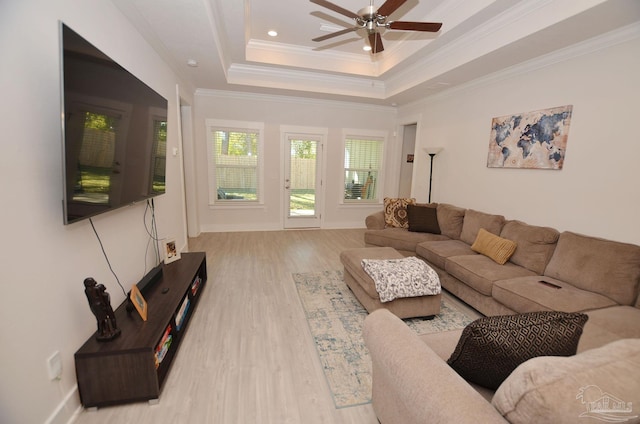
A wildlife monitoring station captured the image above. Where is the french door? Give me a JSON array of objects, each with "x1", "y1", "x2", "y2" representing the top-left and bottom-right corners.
[{"x1": 283, "y1": 130, "x2": 325, "y2": 229}]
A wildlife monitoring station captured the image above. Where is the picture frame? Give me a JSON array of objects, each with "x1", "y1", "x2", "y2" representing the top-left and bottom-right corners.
[
  {"x1": 487, "y1": 105, "x2": 573, "y2": 169},
  {"x1": 130, "y1": 284, "x2": 148, "y2": 321},
  {"x1": 163, "y1": 237, "x2": 181, "y2": 264}
]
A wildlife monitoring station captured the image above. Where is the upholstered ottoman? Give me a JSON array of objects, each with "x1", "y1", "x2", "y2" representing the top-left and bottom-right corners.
[{"x1": 340, "y1": 247, "x2": 441, "y2": 319}]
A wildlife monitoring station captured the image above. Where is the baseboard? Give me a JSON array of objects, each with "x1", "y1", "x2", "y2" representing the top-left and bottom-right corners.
[
  {"x1": 199, "y1": 222, "x2": 367, "y2": 233},
  {"x1": 44, "y1": 384, "x2": 82, "y2": 424},
  {"x1": 200, "y1": 222, "x2": 283, "y2": 232}
]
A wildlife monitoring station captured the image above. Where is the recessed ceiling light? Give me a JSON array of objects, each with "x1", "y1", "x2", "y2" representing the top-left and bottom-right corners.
[
  {"x1": 187, "y1": 59, "x2": 198, "y2": 67},
  {"x1": 268, "y1": 30, "x2": 278, "y2": 37},
  {"x1": 363, "y1": 45, "x2": 372, "y2": 52}
]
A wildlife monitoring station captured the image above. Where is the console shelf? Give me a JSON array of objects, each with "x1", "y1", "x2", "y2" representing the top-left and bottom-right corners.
[{"x1": 74, "y1": 252, "x2": 207, "y2": 407}]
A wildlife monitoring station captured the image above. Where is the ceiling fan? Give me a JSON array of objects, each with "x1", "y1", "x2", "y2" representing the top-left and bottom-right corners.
[{"x1": 310, "y1": 0, "x2": 442, "y2": 54}]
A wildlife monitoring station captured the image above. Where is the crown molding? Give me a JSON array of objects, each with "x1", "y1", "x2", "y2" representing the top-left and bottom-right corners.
[
  {"x1": 401, "y1": 21, "x2": 640, "y2": 109},
  {"x1": 246, "y1": 39, "x2": 379, "y2": 77},
  {"x1": 383, "y1": 0, "x2": 557, "y2": 97},
  {"x1": 226, "y1": 63, "x2": 386, "y2": 99},
  {"x1": 384, "y1": 0, "x2": 628, "y2": 99},
  {"x1": 194, "y1": 88, "x2": 397, "y2": 113}
]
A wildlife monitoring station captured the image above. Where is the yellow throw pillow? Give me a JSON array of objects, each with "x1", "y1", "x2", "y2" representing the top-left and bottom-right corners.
[{"x1": 471, "y1": 228, "x2": 517, "y2": 265}]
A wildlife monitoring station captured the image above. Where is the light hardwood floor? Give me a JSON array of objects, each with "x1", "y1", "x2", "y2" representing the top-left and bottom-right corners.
[
  {"x1": 74, "y1": 229, "x2": 480, "y2": 424},
  {"x1": 74, "y1": 229, "x2": 379, "y2": 424}
]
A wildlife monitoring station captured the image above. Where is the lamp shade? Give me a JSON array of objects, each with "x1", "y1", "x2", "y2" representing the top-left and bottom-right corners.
[{"x1": 424, "y1": 147, "x2": 444, "y2": 155}]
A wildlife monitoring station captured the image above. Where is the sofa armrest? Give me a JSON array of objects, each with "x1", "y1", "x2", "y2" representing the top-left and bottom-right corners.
[
  {"x1": 365, "y1": 210, "x2": 386, "y2": 229},
  {"x1": 363, "y1": 309, "x2": 508, "y2": 424}
]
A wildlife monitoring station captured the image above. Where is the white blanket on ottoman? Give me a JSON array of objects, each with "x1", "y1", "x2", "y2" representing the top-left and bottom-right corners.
[{"x1": 361, "y1": 256, "x2": 441, "y2": 303}]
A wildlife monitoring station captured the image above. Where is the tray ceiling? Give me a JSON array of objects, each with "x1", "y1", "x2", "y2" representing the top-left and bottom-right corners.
[{"x1": 112, "y1": 0, "x2": 640, "y2": 105}]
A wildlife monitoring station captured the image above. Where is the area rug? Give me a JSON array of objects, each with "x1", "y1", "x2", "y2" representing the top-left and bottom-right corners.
[{"x1": 293, "y1": 269, "x2": 474, "y2": 409}]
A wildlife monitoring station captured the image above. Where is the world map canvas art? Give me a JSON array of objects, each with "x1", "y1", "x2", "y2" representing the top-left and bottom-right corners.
[{"x1": 487, "y1": 105, "x2": 573, "y2": 169}]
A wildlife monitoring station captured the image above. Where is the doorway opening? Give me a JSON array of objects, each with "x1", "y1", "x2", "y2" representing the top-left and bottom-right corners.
[{"x1": 398, "y1": 123, "x2": 417, "y2": 198}]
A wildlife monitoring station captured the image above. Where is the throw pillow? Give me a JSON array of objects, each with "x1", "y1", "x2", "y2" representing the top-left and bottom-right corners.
[
  {"x1": 447, "y1": 311, "x2": 588, "y2": 390},
  {"x1": 384, "y1": 198, "x2": 416, "y2": 228},
  {"x1": 436, "y1": 203, "x2": 466, "y2": 239},
  {"x1": 407, "y1": 204, "x2": 441, "y2": 234},
  {"x1": 471, "y1": 228, "x2": 517, "y2": 265}
]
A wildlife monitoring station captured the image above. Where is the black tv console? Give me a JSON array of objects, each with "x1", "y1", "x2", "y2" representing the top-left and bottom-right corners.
[{"x1": 74, "y1": 252, "x2": 207, "y2": 407}]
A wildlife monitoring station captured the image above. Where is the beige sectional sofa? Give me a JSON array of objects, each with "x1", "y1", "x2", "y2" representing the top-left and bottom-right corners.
[
  {"x1": 365, "y1": 203, "x2": 640, "y2": 318},
  {"x1": 362, "y1": 203, "x2": 640, "y2": 423}
]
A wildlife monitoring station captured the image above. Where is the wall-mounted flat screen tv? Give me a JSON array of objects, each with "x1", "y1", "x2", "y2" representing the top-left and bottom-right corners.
[{"x1": 60, "y1": 23, "x2": 168, "y2": 225}]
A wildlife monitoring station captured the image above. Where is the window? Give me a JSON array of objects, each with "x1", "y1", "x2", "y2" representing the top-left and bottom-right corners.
[
  {"x1": 206, "y1": 120, "x2": 264, "y2": 204},
  {"x1": 343, "y1": 132, "x2": 384, "y2": 202}
]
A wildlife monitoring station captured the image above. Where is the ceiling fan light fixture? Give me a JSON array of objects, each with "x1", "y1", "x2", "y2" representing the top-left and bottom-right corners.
[{"x1": 310, "y1": 0, "x2": 442, "y2": 54}]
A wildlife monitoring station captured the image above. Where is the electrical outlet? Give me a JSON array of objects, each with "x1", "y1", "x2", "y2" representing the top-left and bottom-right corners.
[{"x1": 47, "y1": 351, "x2": 62, "y2": 380}]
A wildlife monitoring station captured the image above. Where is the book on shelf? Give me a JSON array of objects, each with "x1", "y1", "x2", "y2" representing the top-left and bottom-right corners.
[
  {"x1": 175, "y1": 296, "x2": 190, "y2": 331},
  {"x1": 191, "y1": 276, "x2": 201, "y2": 296},
  {"x1": 154, "y1": 324, "x2": 173, "y2": 368}
]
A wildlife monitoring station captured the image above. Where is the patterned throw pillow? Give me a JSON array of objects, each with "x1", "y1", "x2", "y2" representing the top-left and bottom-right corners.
[
  {"x1": 384, "y1": 198, "x2": 416, "y2": 228},
  {"x1": 447, "y1": 311, "x2": 588, "y2": 390}
]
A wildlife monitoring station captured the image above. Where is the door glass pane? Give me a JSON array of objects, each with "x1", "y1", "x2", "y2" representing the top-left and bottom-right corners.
[{"x1": 289, "y1": 139, "x2": 317, "y2": 217}]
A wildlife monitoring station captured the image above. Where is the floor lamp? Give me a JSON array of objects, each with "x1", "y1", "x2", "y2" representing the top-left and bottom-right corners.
[{"x1": 424, "y1": 147, "x2": 443, "y2": 203}]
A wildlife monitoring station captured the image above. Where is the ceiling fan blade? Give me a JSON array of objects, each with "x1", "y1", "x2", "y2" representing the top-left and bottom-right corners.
[
  {"x1": 368, "y1": 32, "x2": 384, "y2": 53},
  {"x1": 377, "y1": 0, "x2": 407, "y2": 17},
  {"x1": 388, "y1": 21, "x2": 443, "y2": 32},
  {"x1": 312, "y1": 26, "x2": 358, "y2": 42},
  {"x1": 310, "y1": 0, "x2": 359, "y2": 20}
]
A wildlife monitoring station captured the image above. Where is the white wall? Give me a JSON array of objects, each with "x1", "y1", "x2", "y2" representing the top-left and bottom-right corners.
[
  {"x1": 0, "y1": 1, "x2": 190, "y2": 423},
  {"x1": 402, "y1": 27, "x2": 640, "y2": 245},
  {"x1": 191, "y1": 91, "x2": 398, "y2": 231}
]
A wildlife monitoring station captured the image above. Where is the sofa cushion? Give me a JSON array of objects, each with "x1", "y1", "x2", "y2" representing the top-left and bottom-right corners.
[
  {"x1": 445, "y1": 255, "x2": 537, "y2": 296},
  {"x1": 584, "y1": 306, "x2": 640, "y2": 342},
  {"x1": 436, "y1": 203, "x2": 466, "y2": 239},
  {"x1": 544, "y1": 231, "x2": 640, "y2": 305},
  {"x1": 499, "y1": 220, "x2": 559, "y2": 274},
  {"x1": 579, "y1": 306, "x2": 640, "y2": 353},
  {"x1": 459, "y1": 209, "x2": 505, "y2": 245},
  {"x1": 384, "y1": 197, "x2": 416, "y2": 228},
  {"x1": 365, "y1": 228, "x2": 449, "y2": 254},
  {"x1": 471, "y1": 228, "x2": 517, "y2": 265},
  {"x1": 407, "y1": 204, "x2": 441, "y2": 234},
  {"x1": 447, "y1": 311, "x2": 588, "y2": 390},
  {"x1": 492, "y1": 338, "x2": 640, "y2": 424},
  {"x1": 492, "y1": 277, "x2": 618, "y2": 314},
  {"x1": 416, "y1": 240, "x2": 476, "y2": 269}
]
